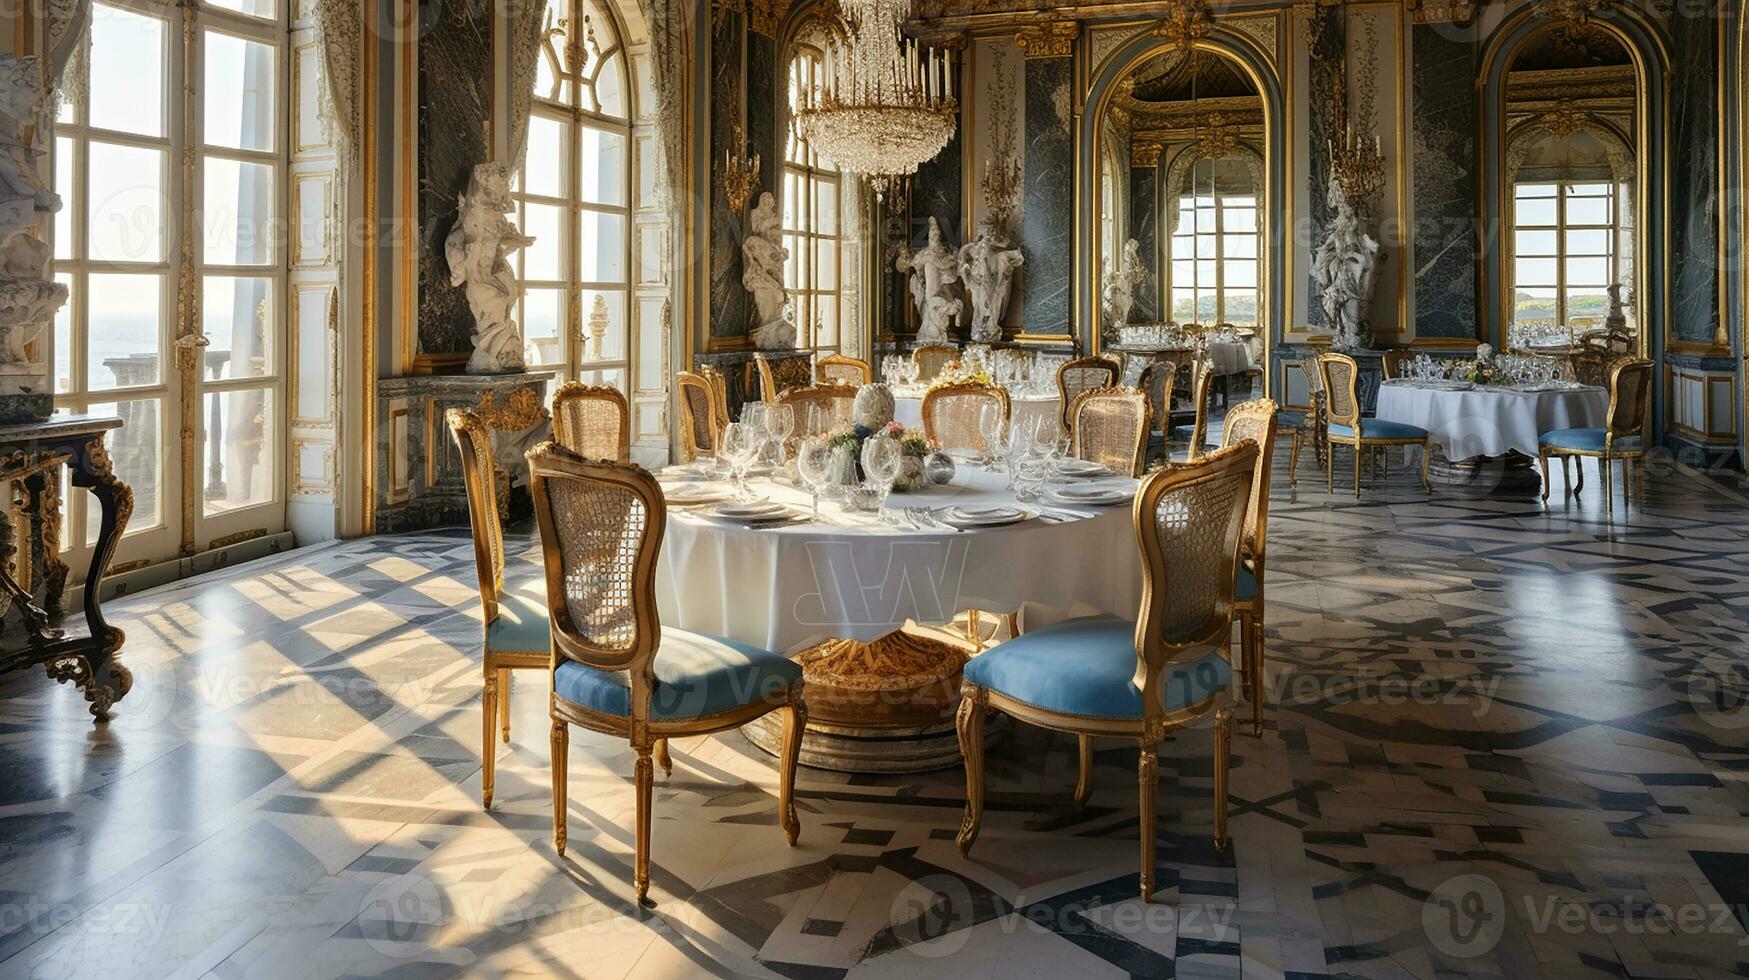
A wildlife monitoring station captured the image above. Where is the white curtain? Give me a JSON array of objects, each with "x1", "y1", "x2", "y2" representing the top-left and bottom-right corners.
[
  {"x1": 506, "y1": 0, "x2": 547, "y2": 170},
  {"x1": 45, "y1": 0, "x2": 91, "y2": 110},
  {"x1": 313, "y1": 0, "x2": 362, "y2": 166},
  {"x1": 646, "y1": 0, "x2": 691, "y2": 206}
]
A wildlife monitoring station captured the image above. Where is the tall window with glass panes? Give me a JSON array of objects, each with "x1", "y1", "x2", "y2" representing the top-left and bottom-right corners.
[
  {"x1": 782, "y1": 48, "x2": 844, "y2": 353},
  {"x1": 1511, "y1": 181, "x2": 1619, "y2": 326},
  {"x1": 1168, "y1": 160, "x2": 1259, "y2": 326},
  {"x1": 53, "y1": 0, "x2": 286, "y2": 564},
  {"x1": 513, "y1": 0, "x2": 633, "y2": 389}
]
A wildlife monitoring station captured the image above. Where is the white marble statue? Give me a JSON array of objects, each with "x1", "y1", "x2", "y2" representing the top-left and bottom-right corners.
[
  {"x1": 894, "y1": 216, "x2": 962, "y2": 344},
  {"x1": 1101, "y1": 238, "x2": 1146, "y2": 332},
  {"x1": 1311, "y1": 176, "x2": 1380, "y2": 353},
  {"x1": 0, "y1": 55, "x2": 66, "y2": 411},
  {"x1": 957, "y1": 216, "x2": 1024, "y2": 343},
  {"x1": 742, "y1": 191, "x2": 797, "y2": 350},
  {"x1": 1604, "y1": 282, "x2": 1629, "y2": 334},
  {"x1": 445, "y1": 162, "x2": 535, "y2": 374}
]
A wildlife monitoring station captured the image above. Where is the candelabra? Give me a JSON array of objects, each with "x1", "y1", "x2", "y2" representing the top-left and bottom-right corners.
[
  {"x1": 1328, "y1": 124, "x2": 1384, "y2": 208},
  {"x1": 720, "y1": 121, "x2": 760, "y2": 215}
]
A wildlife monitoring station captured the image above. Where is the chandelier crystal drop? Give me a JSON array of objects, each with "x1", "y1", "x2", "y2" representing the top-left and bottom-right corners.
[{"x1": 792, "y1": 0, "x2": 958, "y2": 200}]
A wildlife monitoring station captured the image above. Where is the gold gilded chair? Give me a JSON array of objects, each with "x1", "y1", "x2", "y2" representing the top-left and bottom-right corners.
[
  {"x1": 446, "y1": 407, "x2": 550, "y2": 809},
  {"x1": 1318, "y1": 352, "x2": 1431, "y2": 496},
  {"x1": 699, "y1": 364, "x2": 732, "y2": 445},
  {"x1": 1380, "y1": 350, "x2": 1411, "y2": 380},
  {"x1": 1538, "y1": 356, "x2": 1651, "y2": 519},
  {"x1": 816, "y1": 353, "x2": 872, "y2": 387},
  {"x1": 921, "y1": 381, "x2": 1009, "y2": 452},
  {"x1": 1056, "y1": 356, "x2": 1121, "y2": 430},
  {"x1": 780, "y1": 384, "x2": 858, "y2": 446},
  {"x1": 528, "y1": 444, "x2": 807, "y2": 905},
  {"x1": 551, "y1": 382, "x2": 630, "y2": 462},
  {"x1": 1220, "y1": 398, "x2": 1279, "y2": 736},
  {"x1": 1169, "y1": 358, "x2": 1216, "y2": 462},
  {"x1": 675, "y1": 371, "x2": 719, "y2": 461},
  {"x1": 1068, "y1": 385, "x2": 1149, "y2": 477},
  {"x1": 956, "y1": 442, "x2": 1257, "y2": 901},
  {"x1": 912, "y1": 344, "x2": 960, "y2": 382},
  {"x1": 1138, "y1": 352, "x2": 1193, "y2": 466}
]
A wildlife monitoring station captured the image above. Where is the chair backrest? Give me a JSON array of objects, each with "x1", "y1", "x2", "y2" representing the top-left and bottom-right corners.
[
  {"x1": 1057, "y1": 356, "x2": 1121, "y2": 429},
  {"x1": 1186, "y1": 358, "x2": 1215, "y2": 460},
  {"x1": 780, "y1": 384, "x2": 859, "y2": 443},
  {"x1": 675, "y1": 371, "x2": 717, "y2": 460},
  {"x1": 700, "y1": 364, "x2": 732, "y2": 443},
  {"x1": 921, "y1": 382, "x2": 1009, "y2": 452},
  {"x1": 551, "y1": 382, "x2": 630, "y2": 462},
  {"x1": 754, "y1": 353, "x2": 780, "y2": 405},
  {"x1": 527, "y1": 443, "x2": 663, "y2": 682},
  {"x1": 1380, "y1": 350, "x2": 1410, "y2": 380},
  {"x1": 1297, "y1": 356, "x2": 1324, "y2": 400},
  {"x1": 1317, "y1": 353, "x2": 1362, "y2": 429},
  {"x1": 912, "y1": 344, "x2": 959, "y2": 382},
  {"x1": 1069, "y1": 385, "x2": 1149, "y2": 477},
  {"x1": 1133, "y1": 442, "x2": 1257, "y2": 714},
  {"x1": 1138, "y1": 352, "x2": 1193, "y2": 436},
  {"x1": 1605, "y1": 357, "x2": 1653, "y2": 443},
  {"x1": 816, "y1": 354, "x2": 871, "y2": 387},
  {"x1": 447, "y1": 408, "x2": 505, "y2": 623},
  {"x1": 1219, "y1": 398, "x2": 1280, "y2": 565}
]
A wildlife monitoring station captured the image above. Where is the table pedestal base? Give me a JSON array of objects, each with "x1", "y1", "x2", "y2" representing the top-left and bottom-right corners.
[
  {"x1": 1426, "y1": 448, "x2": 1543, "y2": 496},
  {"x1": 742, "y1": 628, "x2": 996, "y2": 773}
]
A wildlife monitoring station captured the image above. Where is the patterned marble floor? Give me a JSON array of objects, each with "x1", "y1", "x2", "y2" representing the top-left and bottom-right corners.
[{"x1": 4, "y1": 452, "x2": 1749, "y2": 979}]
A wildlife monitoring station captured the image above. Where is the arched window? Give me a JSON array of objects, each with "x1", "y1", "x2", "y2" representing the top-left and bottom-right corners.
[
  {"x1": 1167, "y1": 155, "x2": 1259, "y2": 326},
  {"x1": 515, "y1": 0, "x2": 633, "y2": 388},
  {"x1": 783, "y1": 47, "x2": 844, "y2": 352}
]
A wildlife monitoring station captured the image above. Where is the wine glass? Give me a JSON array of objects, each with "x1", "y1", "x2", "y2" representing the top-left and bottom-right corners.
[
  {"x1": 797, "y1": 434, "x2": 832, "y2": 518},
  {"x1": 721, "y1": 422, "x2": 759, "y2": 500},
  {"x1": 977, "y1": 403, "x2": 1005, "y2": 467},
  {"x1": 764, "y1": 403, "x2": 795, "y2": 468},
  {"x1": 860, "y1": 433, "x2": 903, "y2": 523},
  {"x1": 740, "y1": 403, "x2": 769, "y2": 465},
  {"x1": 1014, "y1": 457, "x2": 1051, "y2": 503}
]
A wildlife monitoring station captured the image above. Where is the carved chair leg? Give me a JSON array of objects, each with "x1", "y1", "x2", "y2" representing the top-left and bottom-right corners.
[
  {"x1": 1213, "y1": 707, "x2": 1233, "y2": 853},
  {"x1": 634, "y1": 745, "x2": 654, "y2": 905},
  {"x1": 955, "y1": 687, "x2": 986, "y2": 856},
  {"x1": 1242, "y1": 610, "x2": 1264, "y2": 737},
  {"x1": 1419, "y1": 443, "x2": 1431, "y2": 494},
  {"x1": 1287, "y1": 429, "x2": 1301, "y2": 487},
  {"x1": 497, "y1": 668, "x2": 512, "y2": 745},
  {"x1": 1352, "y1": 444, "x2": 1362, "y2": 498},
  {"x1": 481, "y1": 667, "x2": 498, "y2": 809},
  {"x1": 550, "y1": 718, "x2": 568, "y2": 856},
  {"x1": 1574, "y1": 456, "x2": 1585, "y2": 494},
  {"x1": 1561, "y1": 455, "x2": 1572, "y2": 495},
  {"x1": 1602, "y1": 456, "x2": 1614, "y2": 522},
  {"x1": 654, "y1": 737, "x2": 673, "y2": 777},
  {"x1": 1326, "y1": 441, "x2": 1334, "y2": 495},
  {"x1": 1139, "y1": 739, "x2": 1159, "y2": 902},
  {"x1": 779, "y1": 694, "x2": 807, "y2": 845},
  {"x1": 1539, "y1": 448, "x2": 1551, "y2": 502},
  {"x1": 1075, "y1": 734, "x2": 1094, "y2": 807}
]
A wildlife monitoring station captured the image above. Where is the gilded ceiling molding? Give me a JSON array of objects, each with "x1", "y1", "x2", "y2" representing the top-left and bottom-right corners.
[
  {"x1": 747, "y1": 0, "x2": 790, "y2": 37},
  {"x1": 1405, "y1": 0, "x2": 1477, "y2": 25},
  {"x1": 1088, "y1": 24, "x2": 1147, "y2": 78},
  {"x1": 1153, "y1": 0, "x2": 1213, "y2": 51},
  {"x1": 1225, "y1": 14, "x2": 1278, "y2": 60},
  {"x1": 1131, "y1": 140, "x2": 1163, "y2": 167},
  {"x1": 1016, "y1": 20, "x2": 1079, "y2": 58}
]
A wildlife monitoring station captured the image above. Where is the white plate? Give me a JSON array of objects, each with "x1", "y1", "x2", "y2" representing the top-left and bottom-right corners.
[
  {"x1": 713, "y1": 499, "x2": 785, "y2": 519},
  {"x1": 1048, "y1": 486, "x2": 1131, "y2": 506},
  {"x1": 663, "y1": 482, "x2": 727, "y2": 503},
  {"x1": 1056, "y1": 460, "x2": 1111, "y2": 478},
  {"x1": 941, "y1": 506, "x2": 1030, "y2": 528}
]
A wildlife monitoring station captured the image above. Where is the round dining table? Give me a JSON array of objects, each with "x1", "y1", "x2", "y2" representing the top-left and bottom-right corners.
[
  {"x1": 1374, "y1": 380, "x2": 1609, "y2": 460},
  {"x1": 891, "y1": 386, "x2": 1063, "y2": 434},
  {"x1": 653, "y1": 460, "x2": 1142, "y2": 772}
]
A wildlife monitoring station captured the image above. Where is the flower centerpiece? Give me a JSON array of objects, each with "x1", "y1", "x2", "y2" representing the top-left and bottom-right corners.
[
  {"x1": 926, "y1": 361, "x2": 993, "y2": 392},
  {"x1": 827, "y1": 420, "x2": 931, "y2": 491},
  {"x1": 1465, "y1": 343, "x2": 1501, "y2": 386}
]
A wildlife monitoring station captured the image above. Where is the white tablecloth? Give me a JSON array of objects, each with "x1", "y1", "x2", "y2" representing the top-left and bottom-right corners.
[
  {"x1": 1374, "y1": 381, "x2": 1608, "y2": 459},
  {"x1": 893, "y1": 390, "x2": 1062, "y2": 434},
  {"x1": 654, "y1": 464, "x2": 1142, "y2": 652}
]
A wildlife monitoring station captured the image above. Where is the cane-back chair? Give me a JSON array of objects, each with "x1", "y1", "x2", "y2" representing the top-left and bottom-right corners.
[
  {"x1": 956, "y1": 443, "x2": 1257, "y2": 900},
  {"x1": 676, "y1": 371, "x2": 719, "y2": 460},
  {"x1": 1538, "y1": 356, "x2": 1651, "y2": 519},
  {"x1": 528, "y1": 444, "x2": 807, "y2": 905},
  {"x1": 1318, "y1": 352, "x2": 1431, "y2": 496},
  {"x1": 1068, "y1": 385, "x2": 1149, "y2": 477},
  {"x1": 921, "y1": 382, "x2": 1010, "y2": 453},
  {"x1": 447, "y1": 408, "x2": 549, "y2": 809},
  {"x1": 912, "y1": 344, "x2": 960, "y2": 382},
  {"x1": 550, "y1": 382, "x2": 630, "y2": 462},
  {"x1": 1057, "y1": 356, "x2": 1121, "y2": 430},
  {"x1": 1219, "y1": 398, "x2": 1279, "y2": 736},
  {"x1": 699, "y1": 364, "x2": 732, "y2": 445},
  {"x1": 816, "y1": 354, "x2": 872, "y2": 387},
  {"x1": 780, "y1": 384, "x2": 859, "y2": 448},
  {"x1": 1137, "y1": 352, "x2": 1194, "y2": 465}
]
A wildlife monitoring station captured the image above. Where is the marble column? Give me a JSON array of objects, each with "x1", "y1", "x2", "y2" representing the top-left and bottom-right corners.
[
  {"x1": 1128, "y1": 144, "x2": 1160, "y2": 324},
  {"x1": 1017, "y1": 22, "x2": 1078, "y2": 338},
  {"x1": 1669, "y1": 11, "x2": 1722, "y2": 349},
  {"x1": 708, "y1": 2, "x2": 749, "y2": 340},
  {"x1": 1408, "y1": 21, "x2": 1480, "y2": 340}
]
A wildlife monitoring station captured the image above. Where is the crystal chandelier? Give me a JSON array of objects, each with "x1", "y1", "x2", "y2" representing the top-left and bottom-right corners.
[{"x1": 792, "y1": 0, "x2": 958, "y2": 200}]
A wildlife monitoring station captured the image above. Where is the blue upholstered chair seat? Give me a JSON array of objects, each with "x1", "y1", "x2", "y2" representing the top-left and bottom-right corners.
[
  {"x1": 554, "y1": 628, "x2": 802, "y2": 719},
  {"x1": 963, "y1": 614, "x2": 1231, "y2": 719},
  {"x1": 1277, "y1": 410, "x2": 1307, "y2": 428},
  {"x1": 1327, "y1": 419, "x2": 1427, "y2": 441},
  {"x1": 486, "y1": 569, "x2": 551, "y2": 653},
  {"x1": 1540, "y1": 428, "x2": 1638, "y2": 453},
  {"x1": 1236, "y1": 565, "x2": 1258, "y2": 603}
]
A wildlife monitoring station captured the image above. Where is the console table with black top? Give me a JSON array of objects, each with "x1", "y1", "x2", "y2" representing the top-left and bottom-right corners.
[{"x1": 0, "y1": 414, "x2": 133, "y2": 719}]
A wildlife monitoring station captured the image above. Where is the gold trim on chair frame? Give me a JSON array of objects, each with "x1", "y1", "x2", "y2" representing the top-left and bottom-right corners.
[
  {"x1": 920, "y1": 382, "x2": 1011, "y2": 452},
  {"x1": 1219, "y1": 397, "x2": 1279, "y2": 737},
  {"x1": 1067, "y1": 385, "x2": 1150, "y2": 478},
  {"x1": 815, "y1": 353, "x2": 873, "y2": 386},
  {"x1": 1184, "y1": 358, "x2": 1216, "y2": 462},
  {"x1": 1056, "y1": 355, "x2": 1123, "y2": 431},
  {"x1": 956, "y1": 442, "x2": 1257, "y2": 902},
  {"x1": 675, "y1": 371, "x2": 719, "y2": 461},
  {"x1": 550, "y1": 382, "x2": 632, "y2": 462},
  {"x1": 1317, "y1": 352, "x2": 1431, "y2": 496},
  {"x1": 446, "y1": 408, "x2": 549, "y2": 810},
  {"x1": 527, "y1": 444, "x2": 806, "y2": 905},
  {"x1": 1538, "y1": 357, "x2": 1652, "y2": 520},
  {"x1": 911, "y1": 344, "x2": 960, "y2": 382}
]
